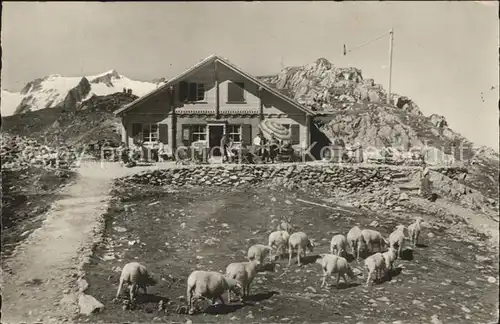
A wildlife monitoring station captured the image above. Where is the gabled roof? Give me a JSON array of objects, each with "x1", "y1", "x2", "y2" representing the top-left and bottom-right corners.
[{"x1": 114, "y1": 54, "x2": 315, "y2": 116}]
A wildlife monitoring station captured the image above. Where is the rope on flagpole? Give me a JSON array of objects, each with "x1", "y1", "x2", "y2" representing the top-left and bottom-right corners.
[{"x1": 344, "y1": 31, "x2": 392, "y2": 55}]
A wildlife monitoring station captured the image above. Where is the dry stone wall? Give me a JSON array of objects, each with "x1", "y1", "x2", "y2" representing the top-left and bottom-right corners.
[{"x1": 118, "y1": 164, "x2": 413, "y2": 193}]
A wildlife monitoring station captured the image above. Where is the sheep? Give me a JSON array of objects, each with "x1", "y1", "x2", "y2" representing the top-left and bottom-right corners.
[
  {"x1": 388, "y1": 224, "x2": 406, "y2": 259},
  {"x1": 347, "y1": 226, "x2": 363, "y2": 260},
  {"x1": 247, "y1": 244, "x2": 271, "y2": 265},
  {"x1": 225, "y1": 260, "x2": 259, "y2": 301},
  {"x1": 186, "y1": 270, "x2": 242, "y2": 314},
  {"x1": 330, "y1": 234, "x2": 348, "y2": 257},
  {"x1": 408, "y1": 216, "x2": 424, "y2": 247},
  {"x1": 276, "y1": 215, "x2": 293, "y2": 233},
  {"x1": 382, "y1": 247, "x2": 397, "y2": 272},
  {"x1": 315, "y1": 253, "x2": 357, "y2": 288},
  {"x1": 268, "y1": 230, "x2": 290, "y2": 261},
  {"x1": 288, "y1": 232, "x2": 315, "y2": 266},
  {"x1": 116, "y1": 262, "x2": 157, "y2": 303},
  {"x1": 360, "y1": 229, "x2": 388, "y2": 256},
  {"x1": 364, "y1": 252, "x2": 386, "y2": 286}
]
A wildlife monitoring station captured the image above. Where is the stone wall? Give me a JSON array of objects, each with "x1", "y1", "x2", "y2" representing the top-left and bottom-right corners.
[{"x1": 118, "y1": 164, "x2": 413, "y2": 193}]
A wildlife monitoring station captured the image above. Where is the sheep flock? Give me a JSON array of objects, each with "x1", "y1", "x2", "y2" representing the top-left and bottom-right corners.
[{"x1": 114, "y1": 215, "x2": 427, "y2": 315}]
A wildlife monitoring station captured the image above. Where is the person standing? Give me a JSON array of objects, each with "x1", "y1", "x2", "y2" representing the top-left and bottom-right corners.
[
  {"x1": 269, "y1": 133, "x2": 279, "y2": 163},
  {"x1": 221, "y1": 133, "x2": 230, "y2": 163}
]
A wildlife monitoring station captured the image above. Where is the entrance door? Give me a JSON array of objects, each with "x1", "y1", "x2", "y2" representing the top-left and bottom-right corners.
[{"x1": 209, "y1": 125, "x2": 224, "y2": 156}]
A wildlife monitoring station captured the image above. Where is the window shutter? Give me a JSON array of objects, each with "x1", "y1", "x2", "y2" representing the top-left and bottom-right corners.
[
  {"x1": 182, "y1": 124, "x2": 191, "y2": 146},
  {"x1": 242, "y1": 124, "x2": 252, "y2": 146},
  {"x1": 228, "y1": 82, "x2": 244, "y2": 102},
  {"x1": 159, "y1": 124, "x2": 168, "y2": 144},
  {"x1": 290, "y1": 124, "x2": 300, "y2": 145},
  {"x1": 179, "y1": 81, "x2": 188, "y2": 102},
  {"x1": 188, "y1": 83, "x2": 197, "y2": 101}
]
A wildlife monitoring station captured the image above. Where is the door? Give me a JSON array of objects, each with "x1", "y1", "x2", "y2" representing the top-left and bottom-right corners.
[{"x1": 209, "y1": 125, "x2": 224, "y2": 156}]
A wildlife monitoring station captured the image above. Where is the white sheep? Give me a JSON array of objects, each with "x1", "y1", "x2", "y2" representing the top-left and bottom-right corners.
[
  {"x1": 225, "y1": 260, "x2": 259, "y2": 301},
  {"x1": 382, "y1": 247, "x2": 397, "y2": 272},
  {"x1": 347, "y1": 226, "x2": 363, "y2": 260},
  {"x1": 186, "y1": 270, "x2": 242, "y2": 314},
  {"x1": 408, "y1": 216, "x2": 424, "y2": 247},
  {"x1": 247, "y1": 244, "x2": 271, "y2": 265},
  {"x1": 268, "y1": 230, "x2": 290, "y2": 261},
  {"x1": 364, "y1": 252, "x2": 386, "y2": 286},
  {"x1": 116, "y1": 262, "x2": 157, "y2": 302},
  {"x1": 288, "y1": 232, "x2": 315, "y2": 266},
  {"x1": 330, "y1": 234, "x2": 348, "y2": 257},
  {"x1": 360, "y1": 229, "x2": 388, "y2": 255},
  {"x1": 388, "y1": 224, "x2": 406, "y2": 259},
  {"x1": 315, "y1": 253, "x2": 357, "y2": 288}
]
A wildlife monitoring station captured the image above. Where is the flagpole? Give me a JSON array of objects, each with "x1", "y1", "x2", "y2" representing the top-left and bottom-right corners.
[{"x1": 387, "y1": 28, "x2": 394, "y2": 105}]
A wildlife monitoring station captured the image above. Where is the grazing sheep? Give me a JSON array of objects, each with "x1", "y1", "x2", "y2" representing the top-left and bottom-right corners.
[
  {"x1": 389, "y1": 225, "x2": 406, "y2": 259},
  {"x1": 330, "y1": 234, "x2": 348, "y2": 257},
  {"x1": 268, "y1": 230, "x2": 290, "y2": 261},
  {"x1": 225, "y1": 260, "x2": 259, "y2": 301},
  {"x1": 116, "y1": 262, "x2": 157, "y2": 303},
  {"x1": 347, "y1": 226, "x2": 363, "y2": 260},
  {"x1": 364, "y1": 252, "x2": 386, "y2": 286},
  {"x1": 186, "y1": 270, "x2": 242, "y2": 314},
  {"x1": 276, "y1": 216, "x2": 293, "y2": 233},
  {"x1": 288, "y1": 232, "x2": 315, "y2": 266},
  {"x1": 382, "y1": 247, "x2": 397, "y2": 272},
  {"x1": 408, "y1": 216, "x2": 424, "y2": 247},
  {"x1": 315, "y1": 253, "x2": 357, "y2": 288},
  {"x1": 247, "y1": 244, "x2": 271, "y2": 265},
  {"x1": 360, "y1": 229, "x2": 388, "y2": 256}
]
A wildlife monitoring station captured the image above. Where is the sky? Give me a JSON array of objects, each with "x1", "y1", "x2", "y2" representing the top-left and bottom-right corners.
[{"x1": 1, "y1": 1, "x2": 499, "y2": 149}]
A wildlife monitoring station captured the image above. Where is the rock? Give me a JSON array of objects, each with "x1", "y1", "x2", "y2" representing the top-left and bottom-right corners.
[
  {"x1": 185, "y1": 320, "x2": 193, "y2": 324},
  {"x1": 102, "y1": 253, "x2": 116, "y2": 261},
  {"x1": 475, "y1": 255, "x2": 492, "y2": 264},
  {"x1": 427, "y1": 232, "x2": 435, "y2": 238},
  {"x1": 78, "y1": 294, "x2": 104, "y2": 315},
  {"x1": 77, "y1": 278, "x2": 89, "y2": 292},
  {"x1": 461, "y1": 306, "x2": 471, "y2": 313},
  {"x1": 113, "y1": 226, "x2": 127, "y2": 232},
  {"x1": 430, "y1": 314, "x2": 443, "y2": 324},
  {"x1": 377, "y1": 297, "x2": 390, "y2": 302},
  {"x1": 487, "y1": 276, "x2": 496, "y2": 283},
  {"x1": 465, "y1": 280, "x2": 476, "y2": 287},
  {"x1": 398, "y1": 193, "x2": 409, "y2": 201},
  {"x1": 369, "y1": 220, "x2": 379, "y2": 227},
  {"x1": 305, "y1": 286, "x2": 317, "y2": 293}
]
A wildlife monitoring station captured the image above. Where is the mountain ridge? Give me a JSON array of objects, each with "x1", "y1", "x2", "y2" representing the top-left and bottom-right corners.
[{"x1": 1, "y1": 69, "x2": 165, "y2": 117}]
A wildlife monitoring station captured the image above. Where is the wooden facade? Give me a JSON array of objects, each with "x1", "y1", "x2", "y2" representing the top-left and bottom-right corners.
[{"x1": 114, "y1": 55, "x2": 315, "y2": 154}]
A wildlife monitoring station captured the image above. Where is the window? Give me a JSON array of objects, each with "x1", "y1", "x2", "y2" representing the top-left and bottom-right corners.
[
  {"x1": 131, "y1": 123, "x2": 159, "y2": 144},
  {"x1": 227, "y1": 82, "x2": 245, "y2": 103},
  {"x1": 142, "y1": 124, "x2": 159, "y2": 143},
  {"x1": 191, "y1": 125, "x2": 207, "y2": 142},
  {"x1": 188, "y1": 83, "x2": 205, "y2": 101},
  {"x1": 226, "y1": 125, "x2": 241, "y2": 142}
]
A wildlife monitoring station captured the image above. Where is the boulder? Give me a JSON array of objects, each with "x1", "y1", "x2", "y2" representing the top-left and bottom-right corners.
[{"x1": 78, "y1": 294, "x2": 104, "y2": 315}]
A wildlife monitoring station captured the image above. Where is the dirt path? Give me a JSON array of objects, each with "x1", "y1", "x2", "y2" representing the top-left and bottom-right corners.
[{"x1": 1, "y1": 162, "x2": 135, "y2": 324}]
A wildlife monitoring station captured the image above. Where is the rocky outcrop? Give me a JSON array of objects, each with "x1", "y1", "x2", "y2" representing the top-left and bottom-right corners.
[
  {"x1": 260, "y1": 58, "x2": 389, "y2": 111},
  {"x1": 60, "y1": 77, "x2": 92, "y2": 111},
  {"x1": 429, "y1": 114, "x2": 448, "y2": 129}
]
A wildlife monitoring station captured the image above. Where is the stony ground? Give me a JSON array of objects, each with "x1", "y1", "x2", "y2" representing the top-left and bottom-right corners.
[
  {"x1": 80, "y1": 181, "x2": 499, "y2": 324},
  {"x1": 1, "y1": 167, "x2": 76, "y2": 260}
]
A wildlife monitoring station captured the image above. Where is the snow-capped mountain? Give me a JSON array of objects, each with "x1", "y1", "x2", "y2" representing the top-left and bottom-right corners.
[{"x1": 0, "y1": 70, "x2": 166, "y2": 117}]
